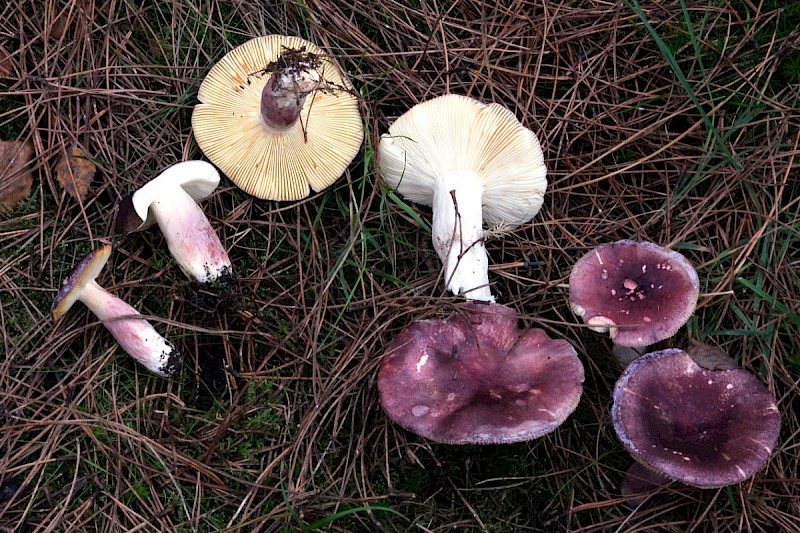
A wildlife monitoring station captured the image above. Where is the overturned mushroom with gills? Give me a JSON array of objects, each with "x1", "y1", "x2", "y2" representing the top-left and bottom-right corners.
[
  {"x1": 115, "y1": 160, "x2": 233, "y2": 285},
  {"x1": 52, "y1": 244, "x2": 182, "y2": 377},
  {"x1": 569, "y1": 240, "x2": 699, "y2": 367},
  {"x1": 192, "y1": 35, "x2": 363, "y2": 201},
  {"x1": 379, "y1": 94, "x2": 547, "y2": 302}
]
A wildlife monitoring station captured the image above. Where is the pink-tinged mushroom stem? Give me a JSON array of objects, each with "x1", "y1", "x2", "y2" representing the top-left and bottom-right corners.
[
  {"x1": 260, "y1": 67, "x2": 320, "y2": 132},
  {"x1": 432, "y1": 170, "x2": 493, "y2": 302},
  {"x1": 78, "y1": 280, "x2": 180, "y2": 377},
  {"x1": 148, "y1": 189, "x2": 232, "y2": 284}
]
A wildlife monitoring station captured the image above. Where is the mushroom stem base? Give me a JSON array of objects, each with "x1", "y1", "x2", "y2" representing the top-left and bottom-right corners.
[
  {"x1": 150, "y1": 190, "x2": 232, "y2": 284},
  {"x1": 612, "y1": 343, "x2": 647, "y2": 369},
  {"x1": 432, "y1": 170, "x2": 493, "y2": 301},
  {"x1": 81, "y1": 281, "x2": 181, "y2": 376}
]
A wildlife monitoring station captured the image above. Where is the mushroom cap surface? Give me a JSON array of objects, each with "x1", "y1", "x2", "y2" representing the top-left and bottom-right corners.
[
  {"x1": 378, "y1": 303, "x2": 584, "y2": 444},
  {"x1": 612, "y1": 348, "x2": 781, "y2": 488},
  {"x1": 52, "y1": 244, "x2": 112, "y2": 320},
  {"x1": 115, "y1": 160, "x2": 221, "y2": 233},
  {"x1": 379, "y1": 94, "x2": 547, "y2": 228},
  {"x1": 569, "y1": 240, "x2": 699, "y2": 347},
  {"x1": 192, "y1": 35, "x2": 363, "y2": 201}
]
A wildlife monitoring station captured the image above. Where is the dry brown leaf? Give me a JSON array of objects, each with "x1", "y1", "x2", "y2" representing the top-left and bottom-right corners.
[
  {"x1": 48, "y1": 4, "x2": 68, "y2": 40},
  {"x1": 0, "y1": 140, "x2": 34, "y2": 211},
  {"x1": 0, "y1": 45, "x2": 14, "y2": 77},
  {"x1": 55, "y1": 146, "x2": 96, "y2": 202}
]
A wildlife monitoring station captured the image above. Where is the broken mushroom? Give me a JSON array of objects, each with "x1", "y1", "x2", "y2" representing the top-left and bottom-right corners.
[
  {"x1": 192, "y1": 35, "x2": 363, "y2": 201},
  {"x1": 378, "y1": 303, "x2": 583, "y2": 444},
  {"x1": 379, "y1": 94, "x2": 547, "y2": 302},
  {"x1": 569, "y1": 240, "x2": 699, "y2": 365},
  {"x1": 52, "y1": 244, "x2": 182, "y2": 377},
  {"x1": 115, "y1": 160, "x2": 233, "y2": 285},
  {"x1": 612, "y1": 348, "x2": 781, "y2": 488}
]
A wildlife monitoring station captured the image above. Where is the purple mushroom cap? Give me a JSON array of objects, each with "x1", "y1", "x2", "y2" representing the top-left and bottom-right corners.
[
  {"x1": 569, "y1": 240, "x2": 699, "y2": 347},
  {"x1": 612, "y1": 349, "x2": 781, "y2": 488},
  {"x1": 378, "y1": 303, "x2": 584, "y2": 444}
]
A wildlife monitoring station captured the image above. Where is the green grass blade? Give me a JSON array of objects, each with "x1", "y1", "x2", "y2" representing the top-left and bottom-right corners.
[
  {"x1": 303, "y1": 505, "x2": 408, "y2": 530},
  {"x1": 624, "y1": 0, "x2": 740, "y2": 168}
]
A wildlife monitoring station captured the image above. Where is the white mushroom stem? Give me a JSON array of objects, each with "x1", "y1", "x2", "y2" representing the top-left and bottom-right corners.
[
  {"x1": 260, "y1": 67, "x2": 320, "y2": 132},
  {"x1": 612, "y1": 344, "x2": 648, "y2": 369},
  {"x1": 149, "y1": 190, "x2": 232, "y2": 284},
  {"x1": 77, "y1": 280, "x2": 179, "y2": 377},
  {"x1": 432, "y1": 170, "x2": 494, "y2": 302}
]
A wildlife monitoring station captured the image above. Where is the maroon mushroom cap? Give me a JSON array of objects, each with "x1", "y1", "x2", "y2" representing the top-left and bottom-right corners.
[
  {"x1": 569, "y1": 240, "x2": 699, "y2": 347},
  {"x1": 612, "y1": 349, "x2": 781, "y2": 488},
  {"x1": 378, "y1": 303, "x2": 584, "y2": 444},
  {"x1": 114, "y1": 193, "x2": 146, "y2": 234}
]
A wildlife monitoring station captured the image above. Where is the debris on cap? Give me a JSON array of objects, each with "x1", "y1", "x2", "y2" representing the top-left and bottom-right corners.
[
  {"x1": 569, "y1": 240, "x2": 699, "y2": 347},
  {"x1": 192, "y1": 35, "x2": 363, "y2": 201}
]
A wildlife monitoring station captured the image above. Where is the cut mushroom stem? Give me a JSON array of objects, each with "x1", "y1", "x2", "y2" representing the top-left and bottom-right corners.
[
  {"x1": 260, "y1": 57, "x2": 321, "y2": 132},
  {"x1": 52, "y1": 245, "x2": 182, "y2": 377},
  {"x1": 115, "y1": 161, "x2": 233, "y2": 285},
  {"x1": 432, "y1": 170, "x2": 492, "y2": 302}
]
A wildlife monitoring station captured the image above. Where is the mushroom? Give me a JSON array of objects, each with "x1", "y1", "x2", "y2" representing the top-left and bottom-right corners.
[
  {"x1": 191, "y1": 35, "x2": 363, "y2": 201},
  {"x1": 569, "y1": 240, "x2": 699, "y2": 366},
  {"x1": 115, "y1": 160, "x2": 233, "y2": 285},
  {"x1": 379, "y1": 94, "x2": 547, "y2": 302},
  {"x1": 378, "y1": 303, "x2": 583, "y2": 444},
  {"x1": 52, "y1": 244, "x2": 182, "y2": 377},
  {"x1": 611, "y1": 348, "x2": 781, "y2": 488},
  {"x1": 620, "y1": 461, "x2": 672, "y2": 508}
]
